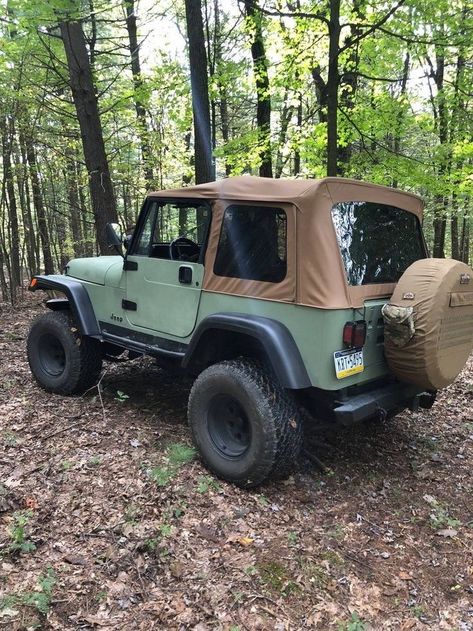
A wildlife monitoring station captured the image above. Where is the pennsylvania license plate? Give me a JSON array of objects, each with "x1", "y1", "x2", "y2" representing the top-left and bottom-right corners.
[{"x1": 334, "y1": 348, "x2": 364, "y2": 379}]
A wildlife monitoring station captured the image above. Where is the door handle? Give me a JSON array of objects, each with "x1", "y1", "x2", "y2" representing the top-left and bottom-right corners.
[{"x1": 179, "y1": 266, "x2": 193, "y2": 284}]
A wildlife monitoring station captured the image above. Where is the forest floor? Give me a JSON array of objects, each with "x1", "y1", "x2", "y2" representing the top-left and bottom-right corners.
[{"x1": 0, "y1": 292, "x2": 472, "y2": 631}]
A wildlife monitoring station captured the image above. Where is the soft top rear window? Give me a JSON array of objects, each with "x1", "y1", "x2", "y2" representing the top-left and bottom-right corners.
[{"x1": 331, "y1": 201, "x2": 426, "y2": 286}]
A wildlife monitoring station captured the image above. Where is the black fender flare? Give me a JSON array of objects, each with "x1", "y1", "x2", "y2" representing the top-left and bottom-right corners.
[
  {"x1": 183, "y1": 313, "x2": 312, "y2": 390},
  {"x1": 29, "y1": 275, "x2": 101, "y2": 337}
]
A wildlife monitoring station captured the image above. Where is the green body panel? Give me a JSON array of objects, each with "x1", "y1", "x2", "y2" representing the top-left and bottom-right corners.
[
  {"x1": 67, "y1": 257, "x2": 123, "y2": 286},
  {"x1": 124, "y1": 256, "x2": 204, "y2": 337},
  {"x1": 195, "y1": 293, "x2": 389, "y2": 391},
  {"x1": 63, "y1": 258, "x2": 390, "y2": 392}
]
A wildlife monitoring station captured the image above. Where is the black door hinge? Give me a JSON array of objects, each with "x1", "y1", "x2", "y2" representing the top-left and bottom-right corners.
[
  {"x1": 122, "y1": 299, "x2": 137, "y2": 311},
  {"x1": 123, "y1": 259, "x2": 138, "y2": 271}
]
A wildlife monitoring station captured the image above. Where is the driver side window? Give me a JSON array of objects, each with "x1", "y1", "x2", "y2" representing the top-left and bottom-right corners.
[{"x1": 132, "y1": 200, "x2": 210, "y2": 261}]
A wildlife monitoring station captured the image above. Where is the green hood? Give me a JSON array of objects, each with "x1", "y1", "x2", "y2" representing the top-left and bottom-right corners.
[{"x1": 66, "y1": 256, "x2": 123, "y2": 286}]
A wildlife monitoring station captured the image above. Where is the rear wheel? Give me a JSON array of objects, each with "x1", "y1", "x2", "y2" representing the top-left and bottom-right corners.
[
  {"x1": 27, "y1": 311, "x2": 102, "y2": 395},
  {"x1": 188, "y1": 359, "x2": 302, "y2": 488}
]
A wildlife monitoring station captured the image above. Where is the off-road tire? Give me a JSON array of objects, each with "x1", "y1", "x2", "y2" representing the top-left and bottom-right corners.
[
  {"x1": 188, "y1": 359, "x2": 302, "y2": 488},
  {"x1": 27, "y1": 311, "x2": 102, "y2": 395}
]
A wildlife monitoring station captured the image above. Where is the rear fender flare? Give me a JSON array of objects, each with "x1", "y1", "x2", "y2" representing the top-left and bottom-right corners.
[
  {"x1": 183, "y1": 313, "x2": 312, "y2": 389},
  {"x1": 29, "y1": 275, "x2": 100, "y2": 337}
]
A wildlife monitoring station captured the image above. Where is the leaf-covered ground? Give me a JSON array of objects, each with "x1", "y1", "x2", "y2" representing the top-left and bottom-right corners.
[{"x1": 1, "y1": 293, "x2": 472, "y2": 630}]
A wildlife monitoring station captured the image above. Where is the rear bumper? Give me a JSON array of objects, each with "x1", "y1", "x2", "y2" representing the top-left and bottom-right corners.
[{"x1": 333, "y1": 382, "x2": 436, "y2": 425}]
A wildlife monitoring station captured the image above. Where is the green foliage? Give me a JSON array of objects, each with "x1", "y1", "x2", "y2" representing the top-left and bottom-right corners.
[
  {"x1": 429, "y1": 502, "x2": 461, "y2": 530},
  {"x1": 6, "y1": 510, "x2": 36, "y2": 555},
  {"x1": 148, "y1": 442, "x2": 196, "y2": 487},
  {"x1": 0, "y1": 0, "x2": 471, "y2": 279},
  {"x1": 256, "y1": 560, "x2": 299, "y2": 596},
  {"x1": 337, "y1": 612, "x2": 368, "y2": 631},
  {"x1": 167, "y1": 443, "x2": 196, "y2": 466},
  {"x1": 0, "y1": 568, "x2": 56, "y2": 616},
  {"x1": 196, "y1": 475, "x2": 220, "y2": 494}
]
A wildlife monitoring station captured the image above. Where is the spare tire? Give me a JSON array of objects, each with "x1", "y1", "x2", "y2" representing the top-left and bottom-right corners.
[{"x1": 382, "y1": 258, "x2": 473, "y2": 390}]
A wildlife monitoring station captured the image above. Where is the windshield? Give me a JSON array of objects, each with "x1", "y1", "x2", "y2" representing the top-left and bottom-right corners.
[{"x1": 331, "y1": 201, "x2": 426, "y2": 285}]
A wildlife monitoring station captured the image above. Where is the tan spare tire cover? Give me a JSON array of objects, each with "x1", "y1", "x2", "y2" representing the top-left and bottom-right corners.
[{"x1": 382, "y1": 258, "x2": 473, "y2": 390}]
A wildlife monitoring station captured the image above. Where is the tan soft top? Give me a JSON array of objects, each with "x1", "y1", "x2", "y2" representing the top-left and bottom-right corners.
[
  {"x1": 148, "y1": 176, "x2": 424, "y2": 309},
  {"x1": 149, "y1": 176, "x2": 423, "y2": 219}
]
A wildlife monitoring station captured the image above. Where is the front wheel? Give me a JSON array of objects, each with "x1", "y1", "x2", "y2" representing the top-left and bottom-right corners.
[
  {"x1": 188, "y1": 359, "x2": 302, "y2": 488},
  {"x1": 27, "y1": 311, "x2": 102, "y2": 395}
]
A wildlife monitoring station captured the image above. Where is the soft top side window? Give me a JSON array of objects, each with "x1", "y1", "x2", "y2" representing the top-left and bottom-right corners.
[
  {"x1": 214, "y1": 204, "x2": 287, "y2": 283},
  {"x1": 131, "y1": 200, "x2": 210, "y2": 262},
  {"x1": 331, "y1": 201, "x2": 426, "y2": 285}
]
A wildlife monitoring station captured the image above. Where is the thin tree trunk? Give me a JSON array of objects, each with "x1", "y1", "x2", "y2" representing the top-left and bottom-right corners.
[
  {"x1": 0, "y1": 251, "x2": 8, "y2": 299},
  {"x1": 430, "y1": 48, "x2": 448, "y2": 258},
  {"x1": 392, "y1": 51, "x2": 410, "y2": 188},
  {"x1": 59, "y1": 19, "x2": 118, "y2": 253},
  {"x1": 64, "y1": 146, "x2": 84, "y2": 258},
  {"x1": 293, "y1": 92, "x2": 303, "y2": 175},
  {"x1": 24, "y1": 135, "x2": 55, "y2": 274},
  {"x1": 326, "y1": 0, "x2": 341, "y2": 177},
  {"x1": 274, "y1": 90, "x2": 292, "y2": 179},
  {"x1": 1, "y1": 115, "x2": 21, "y2": 298},
  {"x1": 17, "y1": 132, "x2": 38, "y2": 275},
  {"x1": 184, "y1": 0, "x2": 215, "y2": 184},
  {"x1": 244, "y1": 0, "x2": 272, "y2": 177},
  {"x1": 460, "y1": 211, "x2": 469, "y2": 264},
  {"x1": 124, "y1": 0, "x2": 154, "y2": 186}
]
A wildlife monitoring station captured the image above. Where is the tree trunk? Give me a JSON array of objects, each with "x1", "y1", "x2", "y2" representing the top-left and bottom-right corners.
[
  {"x1": 184, "y1": 0, "x2": 215, "y2": 184},
  {"x1": 1, "y1": 115, "x2": 21, "y2": 298},
  {"x1": 274, "y1": 90, "x2": 292, "y2": 178},
  {"x1": 460, "y1": 211, "x2": 470, "y2": 264},
  {"x1": 124, "y1": 0, "x2": 154, "y2": 186},
  {"x1": 451, "y1": 211, "x2": 459, "y2": 260},
  {"x1": 59, "y1": 20, "x2": 118, "y2": 253},
  {"x1": 433, "y1": 48, "x2": 449, "y2": 258},
  {"x1": 244, "y1": 0, "x2": 272, "y2": 178},
  {"x1": 326, "y1": 0, "x2": 341, "y2": 176},
  {"x1": 64, "y1": 145, "x2": 84, "y2": 258},
  {"x1": 392, "y1": 51, "x2": 410, "y2": 188},
  {"x1": 293, "y1": 92, "x2": 303, "y2": 175},
  {"x1": 17, "y1": 132, "x2": 39, "y2": 275},
  {"x1": 24, "y1": 135, "x2": 55, "y2": 274}
]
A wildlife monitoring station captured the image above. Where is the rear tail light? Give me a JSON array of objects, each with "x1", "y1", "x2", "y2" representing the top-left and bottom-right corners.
[{"x1": 343, "y1": 320, "x2": 366, "y2": 348}]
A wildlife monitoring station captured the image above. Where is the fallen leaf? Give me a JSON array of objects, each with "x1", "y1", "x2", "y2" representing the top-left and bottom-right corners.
[
  {"x1": 196, "y1": 524, "x2": 221, "y2": 543},
  {"x1": 0, "y1": 607, "x2": 19, "y2": 617},
  {"x1": 238, "y1": 536, "x2": 254, "y2": 546},
  {"x1": 436, "y1": 528, "x2": 458, "y2": 538},
  {"x1": 399, "y1": 571, "x2": 413, "y2": 580},
  {"x1": 64, "y1": 554, "x2": 87, "y2": 566},
  {"x1": 170, "y1": 561, "x2": 184, "y2": 578}
]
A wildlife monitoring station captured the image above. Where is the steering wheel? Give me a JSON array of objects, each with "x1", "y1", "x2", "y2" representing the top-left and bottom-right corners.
[{"x1": 169, "y1": 236, "x2": 200, "y2": 261}]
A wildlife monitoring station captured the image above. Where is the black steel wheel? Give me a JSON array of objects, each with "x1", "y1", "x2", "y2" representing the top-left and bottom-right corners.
[
  {"x1": 27, "y1": 311, "x2": 102, "y2": 395},
  {"x1": 188, "y1": 359, "x2": 302, "y2": 488}
]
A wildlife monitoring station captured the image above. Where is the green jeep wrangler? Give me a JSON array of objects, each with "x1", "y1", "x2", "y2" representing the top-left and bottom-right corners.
[{"x1": 27, "y1": 177, "x2": 473, "y2": 487}]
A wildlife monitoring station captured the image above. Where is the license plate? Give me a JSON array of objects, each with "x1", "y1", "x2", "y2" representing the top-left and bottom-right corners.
[{"x1": 334, "y1": 348, "x2": 364, "y2": 379}]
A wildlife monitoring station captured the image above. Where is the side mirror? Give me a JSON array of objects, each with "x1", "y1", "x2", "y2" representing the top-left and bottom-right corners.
[{"x1": 106, "y1": 223, "x2": 123, "y2": 248}]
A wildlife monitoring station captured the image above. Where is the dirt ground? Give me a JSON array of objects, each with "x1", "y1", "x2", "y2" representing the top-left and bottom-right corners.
[{"x1": 0, "y1": 292, "x2": 472, "y2": 630}]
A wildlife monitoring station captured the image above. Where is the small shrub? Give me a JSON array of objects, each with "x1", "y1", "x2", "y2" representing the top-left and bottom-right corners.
[
  {"x1": 0, "y1": 568, "x2": 56, "y2": 617},
  {"x1": 337, "y1": 612, "x2": 367, "y2": 631},
  {"x1": 148, "y1": 443, "x2": 196, "y2": 487},
  {"x1": 197, "y1": 475, "x2": 220, "y2": 493},
  {"x1": 7, "y1": 511, "x2": 36, "y2": 555},
  {"x1": 167, "y1": 443, "x2": 196, "y2": 466}
]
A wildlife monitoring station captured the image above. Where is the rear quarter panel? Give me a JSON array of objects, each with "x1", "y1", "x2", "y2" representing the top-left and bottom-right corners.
[{"x1": 197, "y1": 292, "x2": 389, "y2": 391}]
